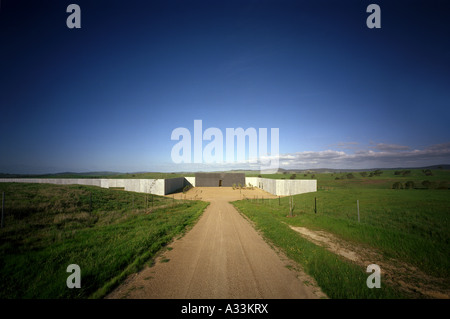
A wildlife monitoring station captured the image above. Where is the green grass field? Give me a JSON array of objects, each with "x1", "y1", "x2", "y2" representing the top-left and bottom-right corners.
[
  {"x1": 234, "y1": 168, "x2": 450, "y2": 298},
  {"x1": 0, "y1": 183, "x2": 208, "y2": 299}
]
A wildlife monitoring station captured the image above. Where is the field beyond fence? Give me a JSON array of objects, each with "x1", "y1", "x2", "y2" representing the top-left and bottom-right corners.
[{"x1": 235, "y1": 168, "x2": 450, "y2": 298}]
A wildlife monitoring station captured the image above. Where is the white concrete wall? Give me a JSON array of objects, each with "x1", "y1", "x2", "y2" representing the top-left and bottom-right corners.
[
  {"x1": 245, "y1": 177, "x2": 259, "y2": 188},
  {"x1": 0, "y1": 176, "x2": 316, "y2": 196},
  {"x1": 164, "y1": 177, "x2": 188, "y2": 195},
  {"x1": 184, "y1": 176, "x2": 196, "y2": 187},
  {"x1": 245, "y1": 177, "x2": 316, "y2": 196},
  {"x1": 0, "y1": 178, "x2": 166, "y2": 195}
]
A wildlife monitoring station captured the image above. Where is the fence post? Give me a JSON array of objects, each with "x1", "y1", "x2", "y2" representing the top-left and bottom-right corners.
[
  {"x1": 314, "y1": 197, "x2": 317, "y2": 214},
  {"x1": 357, "y1": 200, "x2": 360, "y2": 223},
  {"x1": 1, "y1": 192, "x2": 4, "y2": 228}
]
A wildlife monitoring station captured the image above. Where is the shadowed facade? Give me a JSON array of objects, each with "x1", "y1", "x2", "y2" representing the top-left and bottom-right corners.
[{"x1": 194, "y1": 173, "x2": 245, "y2": 187}]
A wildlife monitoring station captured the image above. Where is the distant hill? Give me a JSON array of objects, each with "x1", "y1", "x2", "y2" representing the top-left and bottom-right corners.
[
  {"x1": 0, "y1": 171, "x2": 123, "y2": 178},
  {"x1": 1, "y1": 164, "x2": 448, "y2": 178},
  {"x1": 273, "y1": 164, "x2": 450, "y2": 174}
]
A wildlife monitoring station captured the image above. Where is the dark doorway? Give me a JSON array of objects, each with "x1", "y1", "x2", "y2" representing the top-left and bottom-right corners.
[{"x1": 219, "y1": 180, "x2": 223, "y2": 187}]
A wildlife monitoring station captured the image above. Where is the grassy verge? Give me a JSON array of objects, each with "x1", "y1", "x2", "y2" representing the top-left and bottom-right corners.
[
  {"x1": 259, "y1": 188, "x2": 450, "y2": 279},
  {"x1": 0, "y1": 183, "x2": 208, "y2": 299},
  {"x1": 233, "y1": 200, "x2": 404, "y2": 298}
]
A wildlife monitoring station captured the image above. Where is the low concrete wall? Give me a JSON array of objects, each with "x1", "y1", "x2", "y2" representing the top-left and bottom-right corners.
[
  {"x1": 0, "y1": 178, "x2": 167, "y2": 196},
  {"x1": 184, "y1": 176, "x2": 196, "y2": 187},
  {"x1": 0, "y1": 176, "x2": 316, "y2": 196},
  {"x1": 164, "y1": 177, "x2": 188, "y2": 195},
  {"x1": 245, "y1": 177, "x2": 316, "y2": 196}
]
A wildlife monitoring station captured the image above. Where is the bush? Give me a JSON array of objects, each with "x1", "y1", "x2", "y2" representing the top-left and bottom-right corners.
[
  {"x1": 311, "y1": 174, "x2": 316, "y2": 179},
  {"x1": 373, "y1": 170, "x2": 383, "y2": 176},
  {"x1": 182, "y1": 185, "x2": 192, "y2": 193},
  {"x1": 423, "y1": 169, "x2": 433, "y2": 176},
  {"x1": 360, "y1": 172, "x2": 367, "y2": 177},
  {"x1": 396, "y1": 170, "x2": 411, "y2": 176},
  {"x1": 422, "y1": 180, "x2": 431, "y2": 189},
  {"x1": 392, "y1": 182, "x2": 403, "y2": 189},
  {"x1": 257, "y1": 175, "x2": 262, "y2": 178},
  {"x1": 346, "y1": 173, "x2": 354, "y2": 179},
  {"x1": 405, "y1": 181, "x2": 415, "y2": 189},
  {"x1": 290, "y1": 174, "x2": 296, "y2": 179},
  {"x1": 335, "y1": 177, "x2": 340, "y2": 180},
  {"x1": 232, "y1": 183, "x2": 236, "y2": 190}
]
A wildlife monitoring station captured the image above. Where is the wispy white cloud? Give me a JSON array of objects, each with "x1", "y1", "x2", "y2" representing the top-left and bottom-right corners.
[
  {"x1": 275, "y1": 142, "x2": 450, "y2": 169},
  {"x1": 157, "y1": 142, "x2": 450, "y2": 172},
  {"x1": 372, "y1": 143, "x2": 410, "y2": 151},
  {"x1": 328, "y1": 141, "x2": 360, "y2": 150}
]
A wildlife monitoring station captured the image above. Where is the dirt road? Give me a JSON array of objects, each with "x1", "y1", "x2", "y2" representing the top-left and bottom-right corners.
[{"x1": 106, "y1": 187, "x2": 324, "y2": 299}]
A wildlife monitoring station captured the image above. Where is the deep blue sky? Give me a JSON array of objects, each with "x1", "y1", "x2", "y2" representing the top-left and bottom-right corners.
[{"x1": 1, "y1": 0, "x2": 449, "y2": 173}]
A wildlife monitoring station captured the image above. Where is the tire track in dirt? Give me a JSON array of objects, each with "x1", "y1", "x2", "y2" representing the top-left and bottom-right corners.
[{"x1": 289, "y1": 225, "x2": 450, "y2": 299}]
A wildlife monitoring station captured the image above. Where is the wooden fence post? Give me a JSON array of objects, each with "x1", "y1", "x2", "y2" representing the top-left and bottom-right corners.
[
  {"x1": 1, "y1": 192, "x2": 4, "y2": 228},
  {"x1": 357, "y1": 200, "x2": 360, "y2": 223}
]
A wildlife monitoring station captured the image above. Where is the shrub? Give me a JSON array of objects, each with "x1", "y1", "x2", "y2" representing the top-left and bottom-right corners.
[
  {"x1": 183, "y1": 185, "x2": 192, "y2": 193},
  {"x1": 422, "y1": 180, "x2": 431, "y2": 188},
  {"x1": 311, "y1": 174, "x2": 316, "y2": 179},
  {"x1": 335, "y1": 177, "x2": 340, "y2": 180},
  {"x1": 405, "y1": 181, "x2": 415, "y2": 189},
  {"x1": 392, "y1": 182, "x2": 403, "y2": 189},
  {"x1": 346, "y1": 173, "x2": 354, "y2": 179},
  {"x1": 360, "y1": 172, "x2": 367, "y2": 177},
  {"x1": 373, "y1": 170, "x2": 383, "y2": 176},
  {"x1": 290, "y1": 174, "x2": 296, "y2": 179},
  {"x1": 423, "y1": 169, "x2": 433, "y2": 176}
]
